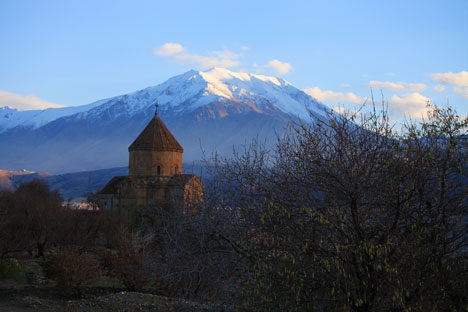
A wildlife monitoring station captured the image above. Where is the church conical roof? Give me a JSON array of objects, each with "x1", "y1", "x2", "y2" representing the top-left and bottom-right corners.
[{"x1": 128, "y1": 113, "x2": 183, "y2": 152}]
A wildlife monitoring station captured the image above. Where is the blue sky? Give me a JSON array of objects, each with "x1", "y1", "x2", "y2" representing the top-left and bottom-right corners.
[{"x1": 1, "y1": 0, "x2": 467, "y2": 124}]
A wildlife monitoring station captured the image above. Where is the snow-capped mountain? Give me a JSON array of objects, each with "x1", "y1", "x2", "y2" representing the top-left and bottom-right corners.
[
  {"x1": 0, "y1": 101, "x2": 105, "y2": 133},
  {"x1": 0, "y1": 68, "x2": 331, "y2": 174}
]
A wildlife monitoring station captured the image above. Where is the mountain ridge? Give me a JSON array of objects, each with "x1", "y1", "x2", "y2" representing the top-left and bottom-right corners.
[{"x1": 0, "y1": 68, "x2": 331, "y2": 174}]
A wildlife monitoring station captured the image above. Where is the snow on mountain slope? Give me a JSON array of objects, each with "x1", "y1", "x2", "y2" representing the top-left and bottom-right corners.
[
  {"x1": 199, "y1": 67, "x2": 318, "y2": 118},
  {"x1": 0, "y1": 100, "x2": 105, "y2": 133},
  {"x1": 156, "y1": 67, "x2": 327, "y2": 119},
  {"x1": 54, "y1": 68, "x2": 328, "y2": 124},
  {"x1": 1, "y1": 68, "x2": 328, "y2": 134}
]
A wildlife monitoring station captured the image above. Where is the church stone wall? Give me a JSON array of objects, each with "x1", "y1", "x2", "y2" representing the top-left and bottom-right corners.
[{"x1": 129, "y1": 150, "x2": 182, "y2": 176}]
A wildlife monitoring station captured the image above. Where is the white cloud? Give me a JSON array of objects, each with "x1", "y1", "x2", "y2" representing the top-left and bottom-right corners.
[
  {"x1": 154, "y1": 43, "x2": 241, "y2": 69},
  {"x1": 304, "y1": 87, "x2": 430, "y2": 120},
  {"x1": 173, "y1": 50, "x2": 241, "y2": 69},
  {"x1": 154, "y1": 43, "x2": 294, "y2": 76},
  {"x1": 430, "y1": 71, "x2": 468, "y2": 98},
  {"x1": 430, "y1": 70, "x2": 468, "y2": 87},
  {"x1": 304, "y1": 87, "x2": 365, "y2": 105},
  {"x1": 365, "y1": 80, "x2": 427, "y2": 92},
  {"x1": 266, "y1": 59, "x2": 292, "y2": 75},
  {"x1": 388, "y1": 92, "x2": 430, "y2": 118},
  {"x1": 153, "y1": 43, "x2": 185, "y2": 56},
  {"x1": 454, "y1": 86, "x2": 468, "y2": 99},
  {"x1": 0, "y1": 90, "x2": 65, "y2": 110}
]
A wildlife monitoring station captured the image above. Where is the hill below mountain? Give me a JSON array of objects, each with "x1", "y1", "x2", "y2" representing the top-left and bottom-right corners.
[
  {"x1": 0, "y1": 169, "x2": 51, "y2": 191},
  {"x1": 0, "y1": 162, "x2": 211, "y2": 201},
  {"x1": 0, "y1": 68, "x2": 330, "y2": 174}
]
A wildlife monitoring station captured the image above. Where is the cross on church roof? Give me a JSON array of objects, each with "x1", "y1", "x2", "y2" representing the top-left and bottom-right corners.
[{"x1": 155, "y1": 101, "x2": 159, "y2": 115}]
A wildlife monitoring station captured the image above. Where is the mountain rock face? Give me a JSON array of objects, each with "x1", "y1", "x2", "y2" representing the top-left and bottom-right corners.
[{"x1": 0, "y1": 68, "x2": 330, "y2": 174}]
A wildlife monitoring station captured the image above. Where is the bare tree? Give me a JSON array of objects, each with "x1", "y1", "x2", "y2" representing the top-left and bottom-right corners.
[
  {"x1": 206, "y1": 103, "x2": 468, "y2": 311},
  {"x1": 0, "y1": 179, "x2": 66, "y2": 257},
  {"x1": 110, "y1": 202, "x2": 241, "y2": 304}
]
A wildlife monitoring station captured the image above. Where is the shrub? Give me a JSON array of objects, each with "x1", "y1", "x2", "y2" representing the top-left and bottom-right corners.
[
  {"x1": 41, "y1": 247, "x2": 101, "y2": 297},
  {"x1": 108, "y1": 231, "x2": 153, "y2": 292}
]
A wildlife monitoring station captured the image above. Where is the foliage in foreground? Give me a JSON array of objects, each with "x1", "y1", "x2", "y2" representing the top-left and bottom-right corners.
[
  {"x1": 207, "y1": 103, "x2": 468, "y2": 311},
  {"x1": 42, "y1": 247, "x2": 101, "y2": 297}
]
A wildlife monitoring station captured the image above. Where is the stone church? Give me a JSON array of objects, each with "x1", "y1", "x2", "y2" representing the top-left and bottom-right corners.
[{"x1": 94, "y1": 105, "x2": 204, "y2": 216}]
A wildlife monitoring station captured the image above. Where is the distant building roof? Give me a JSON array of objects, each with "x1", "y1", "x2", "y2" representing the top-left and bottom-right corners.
[
  {"x1": 128, "y1": 113, "x2": 183, "y2": 152},
  {"x1": 98, "y1": 176, "x2": 129, "y2": 194}
]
